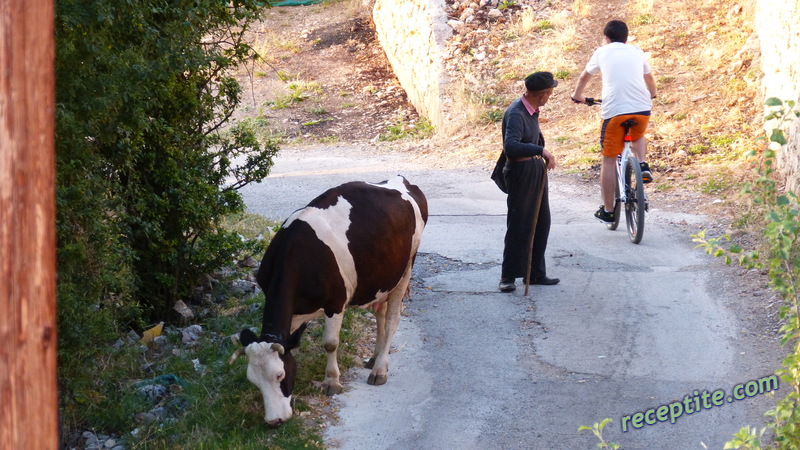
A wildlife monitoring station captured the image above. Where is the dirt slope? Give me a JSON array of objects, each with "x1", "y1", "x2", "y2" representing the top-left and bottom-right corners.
[{"x1": 235, "y1": 0, "x2": 762, "y2": 219}]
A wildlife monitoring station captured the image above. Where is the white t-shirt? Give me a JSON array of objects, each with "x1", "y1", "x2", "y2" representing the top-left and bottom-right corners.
[{"x1": 585, "y1": 42, "x2": 652, "y2": 119}]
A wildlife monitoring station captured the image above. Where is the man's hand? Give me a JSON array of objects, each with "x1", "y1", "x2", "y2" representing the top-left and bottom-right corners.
[
  {"x1": 542, "y1": 149, "x2": 556, "y2": 170},
  {"x1": 571, "y1": 95, "x2": 586, "y2": 104}
]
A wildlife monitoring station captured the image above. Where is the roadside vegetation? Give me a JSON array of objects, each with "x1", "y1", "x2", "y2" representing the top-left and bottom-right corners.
[
  {"x1": 582, "y1": 97, "x2": 800, "y2": 450},
  {"x1": 695, "y1": 99, "x2": 800, "y2": 449}
]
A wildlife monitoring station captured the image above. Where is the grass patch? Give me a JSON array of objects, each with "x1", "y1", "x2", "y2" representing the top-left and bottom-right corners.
[
  {"x1": 699, "y1": 170, "x2": 737, "y2": 195},
  {"x1": 498, "y1": 0, "x2": 517, "y2": 10},
  {"x1": 267, "y1": 80, "x2": 322, "y2": 110},
  {"x1": 307, "y1": 106, "x2": 328, "y2": 115},
  {"x1": 62, "y1": 211, "x2": 374, "y2": 449},
  {"x1": 302, "y1": 117, "x2": 334, "y2": 127},
  {"x1": 219, "y1": 211, "x2": 276, "y2": 240},
  {"x1": 658, "y1": 75, "x2": 675, "y2": 85},
  {"x1": 631, "y1": 14, "x2": 655, "y2": 26},
  {"x1": 380, "y1": 116, "x2": 435, "y2": 141},
  {"x1": 534, "y1": 20, "x2": 555, "y2": 32},
  {"x1": 654, "y1": 181, "x2": 673, "y2": 192},
  {"x1": 319, "y1": 135, "x2": 341, "y2": 144},
  {"x1": 481, "y1": 109, "x2": 504, "y2": 123}
]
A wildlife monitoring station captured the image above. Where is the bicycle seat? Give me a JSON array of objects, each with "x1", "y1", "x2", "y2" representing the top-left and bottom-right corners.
[{"x1": 620, "y1": 118, "x2": 638, "y2": 128}]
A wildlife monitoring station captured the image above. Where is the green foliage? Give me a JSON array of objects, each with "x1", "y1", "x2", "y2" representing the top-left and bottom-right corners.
[
  {"x1": 482, "y1": 109, "x2": 504, "y2": 123},
  {"x1": 693, "y1": 98, "x2": 800, "y2": 448},
  {"x1": 55, "y1": 0, "x2": 278, "y2": 435},
  {"x1": 724, "y1": 427, "x2": 765, "y2": 449},
  {"x1": 74, "y1": 283, "x2": 369, "y2": 448},
  {"x1": 554, "y1": 68, "x2": 571, "y2": 80},
  {"x1": 700, "y1": 170, "x2": 737, "y2": 195},
  {"x1": 631, "y1": 14, "x2": 655, "y2": 26},
  {"x1": 497, "y1": 0, "x2": 517, "y2": 10},
  {"x1": 578, "y1": 418, "x2": 620, "y2": 449},
  {"x1": 380, "y1": 116, "x2": 435, "y2": 141}
]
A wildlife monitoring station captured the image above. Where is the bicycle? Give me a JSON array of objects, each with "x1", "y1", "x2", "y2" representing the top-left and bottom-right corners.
[{"x1": 575, "y1": 97, "x2": 648, "y2": 244}]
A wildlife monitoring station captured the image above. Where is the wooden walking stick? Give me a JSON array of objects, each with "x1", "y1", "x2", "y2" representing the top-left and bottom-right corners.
[{"x1": 524, "y1": 157, "x2": 548, "y2": 296}]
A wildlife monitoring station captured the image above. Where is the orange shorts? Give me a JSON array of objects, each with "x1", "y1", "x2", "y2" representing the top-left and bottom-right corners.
[{"x1": 600, "y1": 114, "x2": 650, "y2": 157}]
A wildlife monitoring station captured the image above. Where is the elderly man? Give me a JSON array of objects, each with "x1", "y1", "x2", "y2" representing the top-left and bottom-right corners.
[{"x1": 499, "y1": 71, "x2": 560, "y2": 293}]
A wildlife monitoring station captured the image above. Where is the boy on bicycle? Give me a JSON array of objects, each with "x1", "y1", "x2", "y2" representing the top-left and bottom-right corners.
[{"x1": 571, "y1": 20, "x2": 657, "y2": 224}]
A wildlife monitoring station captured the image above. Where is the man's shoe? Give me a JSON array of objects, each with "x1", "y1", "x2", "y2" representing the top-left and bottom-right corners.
[
  {"x1": 499, "y1": 278, "x2": 516, "y2": 293},
  {"x1": 594, "y1": 206, "x2": 615, "y2": 224},
  {"x1": 640, "y1": 162, "x2": 653, "y2": 183},
  {"x1": 529, "y1": 276, "x2": 560, "y2": 286}
]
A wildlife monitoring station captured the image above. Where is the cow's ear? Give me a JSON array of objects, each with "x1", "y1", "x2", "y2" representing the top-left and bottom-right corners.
[
  {"x1": 286, "y1": 323, "x2": 307, "y2": 351},
  {"x1": 239, "y1": 328, "x2": 258, "y2": 347}
]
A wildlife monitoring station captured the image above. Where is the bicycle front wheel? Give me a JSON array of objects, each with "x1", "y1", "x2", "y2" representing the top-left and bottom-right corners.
[{"x1": 624, "y1": 156, "x2": 646, "y2": 244}]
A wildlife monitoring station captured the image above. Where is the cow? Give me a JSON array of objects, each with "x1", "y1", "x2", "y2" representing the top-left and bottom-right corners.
[{"x1": 230, "y1": 175, "x2": 427, "y2": 425}]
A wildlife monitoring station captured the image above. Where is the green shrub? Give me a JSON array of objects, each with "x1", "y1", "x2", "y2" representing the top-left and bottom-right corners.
[
  {"x1": 694, "y1": 98, "x2": 800, "y2": 449},
  {"x1": 55, "y1": 0, "x2": 276, "y2": 435}
]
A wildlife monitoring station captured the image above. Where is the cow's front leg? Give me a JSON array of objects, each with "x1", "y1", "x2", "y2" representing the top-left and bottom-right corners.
[{"x1": 322, "y1": 313, "x2": 344, "y2": 395}]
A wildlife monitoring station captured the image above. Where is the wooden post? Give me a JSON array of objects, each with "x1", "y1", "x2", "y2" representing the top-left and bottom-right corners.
[{"x1": 0, "y1": 0, "x2": 58, "y2": 448}]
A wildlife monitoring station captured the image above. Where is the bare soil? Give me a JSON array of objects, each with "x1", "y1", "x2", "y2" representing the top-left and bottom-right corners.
[{"x1": 232, "y1": 4, "x2": 415, "y2": 142}]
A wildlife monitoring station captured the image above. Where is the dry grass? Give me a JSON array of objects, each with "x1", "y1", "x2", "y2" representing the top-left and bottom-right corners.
[{"x1": 453, "y1": 0, "x2": 762, "y2": 208}]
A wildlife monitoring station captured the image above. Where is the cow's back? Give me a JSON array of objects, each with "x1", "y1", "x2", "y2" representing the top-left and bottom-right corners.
[
  {"x1": 334, "y1": 177, "x2": 427, "y2": 306},
  {"x1": 257, "y1": 176, "x2": 427, "y2": 317}
]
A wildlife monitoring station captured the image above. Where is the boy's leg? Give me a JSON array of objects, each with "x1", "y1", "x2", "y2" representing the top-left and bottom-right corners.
[
  {"x1": 631, "y1": 136, "x2": 646, "y2": 162},
  {"x1": 601, "y1": 156, "x2": 616, "y2": 212}
]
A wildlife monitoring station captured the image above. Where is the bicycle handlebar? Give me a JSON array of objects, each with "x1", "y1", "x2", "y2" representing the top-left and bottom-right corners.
[{"x1": 571, "y1": 97, "x2": 602, "y2": 106}]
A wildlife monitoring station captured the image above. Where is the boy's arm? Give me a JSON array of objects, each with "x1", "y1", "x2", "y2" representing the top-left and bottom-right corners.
[
  {"x1": 644, "y1": 72, "x2": 657, "y2": 99},
  {"x1": 571, "y1": 70, "x2": 594, "y2": 103}
]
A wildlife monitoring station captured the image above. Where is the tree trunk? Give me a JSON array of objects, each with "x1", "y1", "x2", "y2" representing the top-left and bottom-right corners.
[{"x1": 0, "y1": 0, "x2": 58, "y2": 448}]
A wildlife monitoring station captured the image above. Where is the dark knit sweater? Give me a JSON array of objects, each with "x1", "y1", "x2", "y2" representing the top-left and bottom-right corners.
[{"x1": 501, "y1": 97, "x2": 544, "y2": 158}]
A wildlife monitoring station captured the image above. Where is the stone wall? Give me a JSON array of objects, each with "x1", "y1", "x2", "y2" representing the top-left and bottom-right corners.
[
  {"x1": 755, "y1": 0, "x2": 800, "y2": 192},
  {"x1": 372, "y1": 0, "x2": 452, "y2": 130}
]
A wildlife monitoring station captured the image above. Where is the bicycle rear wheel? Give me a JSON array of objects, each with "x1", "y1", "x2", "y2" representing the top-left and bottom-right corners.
[
  {"x1": 606, "y1": 178, "x2": 621, "y2": 230},
  {"x1": 624, "y1": 156, "x2": 646, "y2": 244}
]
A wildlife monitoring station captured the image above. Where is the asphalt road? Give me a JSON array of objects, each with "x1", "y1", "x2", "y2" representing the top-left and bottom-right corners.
[{"x1": 240, "y1": 145, "x2": 784, "y2": 449}]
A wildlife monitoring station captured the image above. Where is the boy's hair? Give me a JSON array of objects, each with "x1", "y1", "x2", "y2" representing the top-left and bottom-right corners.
[{"x1": 604, "y1": 20, "x2": 628, "y2": 43}]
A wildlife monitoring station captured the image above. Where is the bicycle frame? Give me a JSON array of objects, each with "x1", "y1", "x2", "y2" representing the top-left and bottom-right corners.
[
  {"x1": 576, "y1": 97, "x2": 648, "y2": 243},
  {"x1": 615, "y1": 129, "x2": 648, "y2": 210},
  {"x1": 615, "y1": 135, "x2": 634, "y2": 205}
]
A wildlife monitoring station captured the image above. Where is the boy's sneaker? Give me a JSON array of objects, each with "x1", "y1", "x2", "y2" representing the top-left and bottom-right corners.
[
  {"x1": 594, "y1": 206, "x2": 615, "y2": 224},
  {"x1": 640, "y1": 162, "x2": 653, "y2": 183}
]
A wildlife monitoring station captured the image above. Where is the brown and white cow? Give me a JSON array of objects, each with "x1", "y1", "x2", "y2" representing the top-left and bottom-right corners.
[{"x1": 230, "y1": 175, "x2": 427, "y2": 425}]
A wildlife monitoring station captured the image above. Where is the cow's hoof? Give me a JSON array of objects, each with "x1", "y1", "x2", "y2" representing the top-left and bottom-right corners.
[
  {"x1": 364, "y1": 358, "x2": 375, "y2": 369},
  {"x1": 367, "y1": 373, "x2": 387, "y2": 386},
  {"x1": 324, "y1": 383, "x2": 343, "y2": 396}
]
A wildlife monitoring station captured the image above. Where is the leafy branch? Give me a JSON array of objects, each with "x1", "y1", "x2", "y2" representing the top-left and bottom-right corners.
[{"x1": 693, "y1": 97, "x2": 800, "y2": 449}]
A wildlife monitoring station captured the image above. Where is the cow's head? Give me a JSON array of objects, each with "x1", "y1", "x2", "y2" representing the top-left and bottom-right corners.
[{"x1": 231, "y1": 324, "x2": 307, "y2": 425}]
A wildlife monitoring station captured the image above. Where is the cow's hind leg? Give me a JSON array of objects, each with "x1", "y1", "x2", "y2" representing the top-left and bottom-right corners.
[
  {"x1": 322, "y1": 313, "x2": 344, "y2": 395},
  {"x1": 367, "y1": 267, "x2": 411, "y2": 386},
  {"x1": 365, "y1": 301, "x2": 387, "y2": 370}
]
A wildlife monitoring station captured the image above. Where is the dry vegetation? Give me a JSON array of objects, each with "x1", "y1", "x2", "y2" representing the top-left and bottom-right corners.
[
  {"x1": 236, "y1": 0, "x2": 765, "y2": 220},
  {"x1": 441, "y1": 0, "x2": 763, "y2": 216}
]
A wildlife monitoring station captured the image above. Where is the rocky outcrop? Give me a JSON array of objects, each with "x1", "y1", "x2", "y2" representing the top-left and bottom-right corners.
[
  {"x1": 372, "y1": 0, "x2": 452, "y2": 130},
  {"x1": 755, "y1": 0, "x2": 799, "y2": 191}
]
